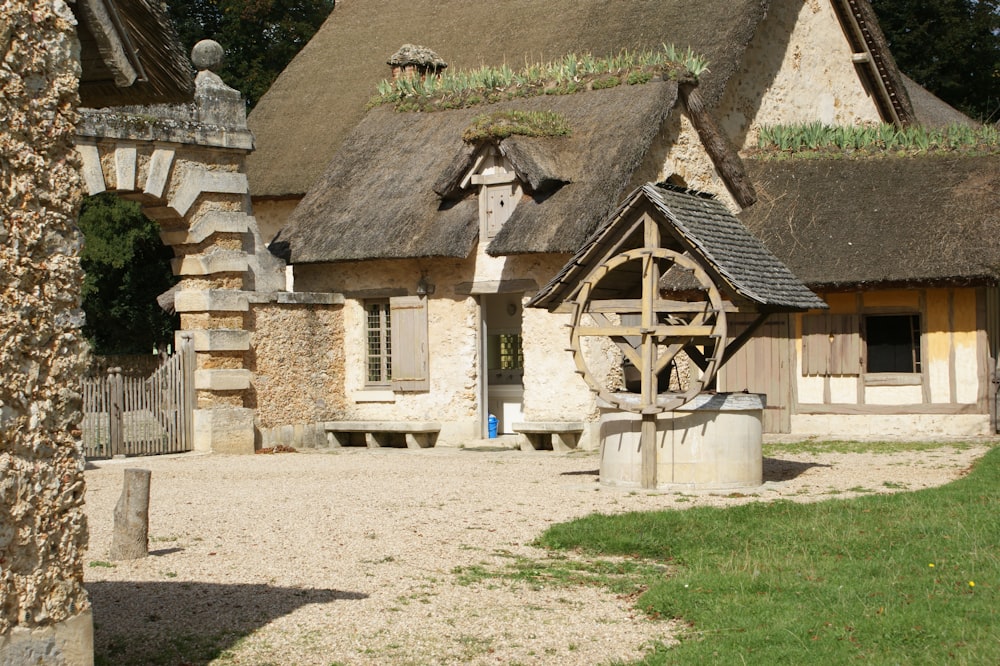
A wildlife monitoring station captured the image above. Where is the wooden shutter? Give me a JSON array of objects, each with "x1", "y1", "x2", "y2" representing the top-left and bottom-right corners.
[
  {"x1": 390, "y1": 295, "x2": 429, "y2": 391},
  {"x1": 802, "y1": 314, "x2": 860, "y2": 376}
]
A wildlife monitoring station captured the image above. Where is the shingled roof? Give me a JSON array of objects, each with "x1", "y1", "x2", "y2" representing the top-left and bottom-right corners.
[
  {"x1": 738, "y1": 154, "x2": 1000, "y2": 289},
  {"x1": 530, "y1": 183, "x2": 826, "y2": 312},
  {"x1": 270, "y1": 81, "x2": 682, "y2": 264},
  {"x1": 74, "y1": 0, "x2": 194, "y2": 107},
  {"x1": 246, "y1": 0, "x2": 771, "y2": 198}
]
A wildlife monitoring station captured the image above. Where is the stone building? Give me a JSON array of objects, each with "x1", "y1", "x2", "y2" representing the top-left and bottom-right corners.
[{"x1": 245, "y1": 0, "x2": 999, "y2": 444}]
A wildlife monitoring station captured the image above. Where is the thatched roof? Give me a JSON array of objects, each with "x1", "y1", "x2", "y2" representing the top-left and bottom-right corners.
[
  {"x1": 903, "y1": 74, "x2": 979, "y2": 129},
  {"x1": 247, "y1": 0, "x2": 770, "y2": 198},
  {"x1": 271, "y1": 81, "x2": 682, "y2": 264},
  {"x1": 530, "y1": 184, "x2": 826, "y2": 312},
  {"x1": 75, "y1": 0, "x2": 194, "y2": 107},
  {"x1": 738, "y1": 155, "x2": 1000, "y2": 289}
]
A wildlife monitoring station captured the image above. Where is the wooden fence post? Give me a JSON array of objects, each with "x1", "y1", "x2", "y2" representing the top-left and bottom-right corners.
[
  {"x1": 108, "y1": 367, "x2": 124, "y2": 457},
  {"x1": 110, "y1": 468, "x2": 151, "y2": 560}
]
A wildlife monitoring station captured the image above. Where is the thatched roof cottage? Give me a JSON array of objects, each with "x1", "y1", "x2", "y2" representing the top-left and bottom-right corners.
[{"x1": 245, "y1": 0, "x2": 999, "y2": 444}]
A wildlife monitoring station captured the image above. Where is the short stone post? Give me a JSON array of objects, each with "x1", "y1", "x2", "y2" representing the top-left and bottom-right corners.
[{"x1": 110, "y1": 469, "x2": 152, "y2": 560}]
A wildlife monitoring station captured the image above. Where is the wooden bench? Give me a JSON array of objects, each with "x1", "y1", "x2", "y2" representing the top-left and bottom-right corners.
[
  {"x1": 323, "y1": 421, "x2": 441, "y2": 449},
  {"x1": 512, "y1": 422, "x2": 585, "y2": 452}
]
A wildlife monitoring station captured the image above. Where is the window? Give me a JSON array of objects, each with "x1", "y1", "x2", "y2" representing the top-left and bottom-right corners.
[
  {"x1": 866, "y1": 314, "x2": 921, "y2": 373},
  {"x1": 366, "y1": 300, "x2": 391, "y2": 386},
  {"x1": 363, "y1": 296, "x2": 429, "y2": 391}
]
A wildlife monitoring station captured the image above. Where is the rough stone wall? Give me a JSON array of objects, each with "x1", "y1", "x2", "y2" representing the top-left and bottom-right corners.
[
  {"x1": 248, "y1": 304, "x2": 345, "y2": 428},
  {"x1": 0, "y1": 0, "x2": 90, "y2": 637}
]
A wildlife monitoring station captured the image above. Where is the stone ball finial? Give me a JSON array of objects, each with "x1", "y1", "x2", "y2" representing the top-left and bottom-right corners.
[{"x1": 192, "y1": 40, "x2": 224, "y2": 72}]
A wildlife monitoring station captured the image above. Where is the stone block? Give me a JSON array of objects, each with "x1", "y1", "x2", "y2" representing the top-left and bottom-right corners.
[
  {"x1": 160, "y1": 211, "x2": 251, "y2": 246},
  {"x1": 174, "y1": 289, "x2": 249, "y2": 312},
  {"x1": 194, "y1": 369, "x2": 251, "y2": 391},
  {"x1": 143, "y1": 147, "x2": 176, "y2": 199},
  {"x1": 193, "y1": 407, "x2": 255, "y2": 454},
  {"x1": 171, "y1": 251, "x2": 249, "y2": 276},
  {"x1": 114, "y1": 143, "x2": 137, "y2": 191},
  {"x1": 183, "y1": 328, "x2": 250, "y2": 352},
  {"x1": 75, "y1": 140, "x2": 106, "y2": 196},
  {"x1": 169, "y1": 169, "x2": 249, "y2": 218}
]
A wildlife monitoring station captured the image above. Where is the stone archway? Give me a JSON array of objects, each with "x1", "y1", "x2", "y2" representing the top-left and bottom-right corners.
[{"x1": 73, "y1": 44, "x2": 286, "y2": 453}]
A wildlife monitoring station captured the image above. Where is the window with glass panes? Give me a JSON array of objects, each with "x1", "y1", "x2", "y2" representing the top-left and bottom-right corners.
[{"x1": 366, "y1": 300, "x2": 391, "y2": 385}]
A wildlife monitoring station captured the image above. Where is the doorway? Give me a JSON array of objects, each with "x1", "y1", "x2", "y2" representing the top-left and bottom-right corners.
[{"x1": 481, "y1": 293, "x2": 525, "y2": 435}]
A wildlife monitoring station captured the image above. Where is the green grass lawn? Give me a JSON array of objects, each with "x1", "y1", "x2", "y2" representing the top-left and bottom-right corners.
[{"x1": 537, "y1": 446, "x2": 999, "y2": 665}]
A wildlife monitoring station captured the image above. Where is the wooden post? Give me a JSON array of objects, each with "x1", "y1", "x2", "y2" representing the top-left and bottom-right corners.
[
  {"x1": 110, "y1": 468, "x2": 151, "y2": 560},
  {"x1": 640, "y1": 414, "x2": 657, "y2": 489},
  {"x1": 108, "y1": 367, "x2": 124, "y2": 457}
]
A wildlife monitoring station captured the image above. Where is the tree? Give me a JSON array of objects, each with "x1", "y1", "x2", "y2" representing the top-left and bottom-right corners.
[
  {"x1": 166, "y1": 0, "x2": 335, "y2": 109},
  {"x1": 870, "y1": 0, "x2": 1000, "y2": 122},
  {"x1": 79, "y1": 195, "x2": 179, "y2": 355}
]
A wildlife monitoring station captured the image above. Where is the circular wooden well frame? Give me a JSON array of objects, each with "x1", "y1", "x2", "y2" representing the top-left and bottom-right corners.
[{"x1": 570, "y1": 247, "x2": 728, "y2": 414}]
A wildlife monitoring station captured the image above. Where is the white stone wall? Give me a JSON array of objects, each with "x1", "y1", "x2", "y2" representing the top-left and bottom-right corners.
[{"x1": 717, "y1": 0, "x2": 884, "y2": 150}]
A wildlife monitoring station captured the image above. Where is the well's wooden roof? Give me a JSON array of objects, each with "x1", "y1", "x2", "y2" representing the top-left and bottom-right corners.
[
  {"x1": 247, "y1": 0, "x2": 771, "y2": 198},
  {"x1": 738, "y1": 154, "x2": 1000, "y2": 288},
  {"x1": 530, "y1": 184, "x2": 826, "y2": 312},
  {"x1": 75, "y1": 0, "x2": 194, "y2": 107},
  {"x1": 270, "y1": 81, "x2": 681, "y2": 264}
]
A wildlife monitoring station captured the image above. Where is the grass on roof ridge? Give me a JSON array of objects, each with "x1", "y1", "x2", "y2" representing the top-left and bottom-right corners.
[
  {"x1": 368, "y1": 44, "x2": 707, "y2": 113},
  {"x1": 751, "y1": 121, "x2": 1000, "y2": 159}
]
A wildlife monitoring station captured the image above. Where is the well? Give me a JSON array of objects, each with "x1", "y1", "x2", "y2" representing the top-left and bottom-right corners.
[{"x1": 599, "y1": 392, "x2": 764, "y2": 490}]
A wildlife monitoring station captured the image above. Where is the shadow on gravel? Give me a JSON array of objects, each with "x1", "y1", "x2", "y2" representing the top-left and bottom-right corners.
[
  {"x1": 560, "y1": 468, "x2": 600, "y2": 477},
  {"x1": 763, "y1": 457, "x2": 832, "y2": 482},
  {"x1": 87, "y1": 580, "x2": 367, "y2": 665}
]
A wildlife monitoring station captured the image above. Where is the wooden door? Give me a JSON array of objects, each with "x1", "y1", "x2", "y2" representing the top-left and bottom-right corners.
[{"x1": 717, "y1": 313, "x2": 793, "y2": 433}]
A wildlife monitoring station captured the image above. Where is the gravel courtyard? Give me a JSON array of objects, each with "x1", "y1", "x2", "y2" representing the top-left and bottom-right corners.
[{"x1": 83, "y1": 442, "x2": 991, "y2": 665}]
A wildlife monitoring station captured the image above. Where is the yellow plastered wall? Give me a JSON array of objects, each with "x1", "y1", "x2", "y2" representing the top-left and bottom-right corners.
[{"x1": 924, "y1": 290, "x2": 951, "y2": 403}]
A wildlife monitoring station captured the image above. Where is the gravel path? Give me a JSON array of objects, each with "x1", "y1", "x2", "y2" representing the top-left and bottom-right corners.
[{"x1": 83, "y1": 442, "x2": 991, "y2": 665}]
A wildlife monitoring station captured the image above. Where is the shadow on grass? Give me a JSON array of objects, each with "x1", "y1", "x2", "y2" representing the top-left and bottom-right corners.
[
  {"x1": 762, "y1": 457, "x2": 832, "y2": 482},
  {"x1": 87, "y1": 580, "x2": 367, "y2": 666}
]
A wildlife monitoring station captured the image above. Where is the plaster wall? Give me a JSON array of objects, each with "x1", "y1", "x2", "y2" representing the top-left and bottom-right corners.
[
  {"x1": 717, "y1": 0, "x2": 884, "y2": 150},
  {"x1": 0, "y1": 0, "x2": 92, "y2": 659}
]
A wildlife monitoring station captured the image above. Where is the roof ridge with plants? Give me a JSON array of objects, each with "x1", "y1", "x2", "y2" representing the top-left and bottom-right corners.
[
  {"x1": 368, "y1": 44, "x2": 708, "y2": 113},
  {"x1": 751, "y1": 122, "x2": 1000, "y2": 159}
]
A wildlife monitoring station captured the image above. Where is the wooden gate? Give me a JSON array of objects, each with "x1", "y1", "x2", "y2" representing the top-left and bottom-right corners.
[{"x1": 82, "y1": 336, "x2": 195, "y2": 459}]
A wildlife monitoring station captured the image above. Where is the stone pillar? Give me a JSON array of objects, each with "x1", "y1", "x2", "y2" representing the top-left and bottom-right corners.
[
  {"x1": 0, "y1": 0, "x2": 93, "y2": 662},
  {"x1": 74, "y1": 41, "x2": 287, "y2": 454}
]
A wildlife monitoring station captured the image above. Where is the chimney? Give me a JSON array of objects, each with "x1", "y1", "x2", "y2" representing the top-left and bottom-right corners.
[{"x1": 387, "y1": 44, "x2": 447, "y2": 82}]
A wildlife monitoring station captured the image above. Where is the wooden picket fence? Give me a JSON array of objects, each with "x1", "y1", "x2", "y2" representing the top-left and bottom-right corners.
[{"x1": 82, "y1": 335, "x2": 195, "y2": 459}]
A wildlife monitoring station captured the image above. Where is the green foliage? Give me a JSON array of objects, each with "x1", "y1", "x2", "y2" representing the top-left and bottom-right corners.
[
  {"x1": 368, "y1": 45, "x2": 707, "y2": 112},
  {"x1": 79, "y1": 195, "x2": 178, "y2": 355},
  {"x1": 165, "y1": 0, "x2": 335, "y2": 109},
  {"x1": 756, "y1": 122, "x2": 1000, "y2": 157},
  {"x1": 870, "y1": 0, "x2": 999, "y2": 122},
  {"x1": 538, "y1": 446, "x2": 1000, "y2": 664},
  {"x1": 461, "y1": 110, "x2": 571, "y2": 143}
]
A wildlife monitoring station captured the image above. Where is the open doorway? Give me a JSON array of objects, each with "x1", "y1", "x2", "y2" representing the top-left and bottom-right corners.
[{"x1": 481, "y1": 293, "x2": 525, "y2": 435}]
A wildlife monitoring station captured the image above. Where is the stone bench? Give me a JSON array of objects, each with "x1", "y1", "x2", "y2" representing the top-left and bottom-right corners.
[
  {"x1": 323, "y1": 421, "x2": 440, "y2": 449},
  {"x1": 512, "y1": 422, "x2": 585, "y2": 452}
]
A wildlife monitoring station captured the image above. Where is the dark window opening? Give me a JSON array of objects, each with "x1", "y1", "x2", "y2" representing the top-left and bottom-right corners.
[
  {"x1": 866, "y1": 314, "x2": 920, "y2": 373},
  {"x1": 366, "y1": 300, "x2": 391, "y2": 385}
]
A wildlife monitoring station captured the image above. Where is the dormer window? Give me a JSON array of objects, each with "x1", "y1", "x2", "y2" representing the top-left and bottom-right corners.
[{"x1": 463, "y1": 146, "x2": 523, "y2": 241}]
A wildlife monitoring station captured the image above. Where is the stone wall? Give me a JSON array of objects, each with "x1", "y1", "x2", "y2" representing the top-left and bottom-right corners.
[
  {"x1": 0, "y1": 0, "x2": 93, "y2": 660},
  {"x1": 248, "y1": 303, "x2": 345, "y2": 429}
]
